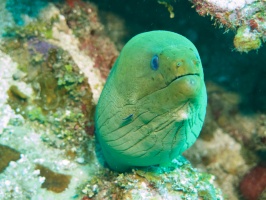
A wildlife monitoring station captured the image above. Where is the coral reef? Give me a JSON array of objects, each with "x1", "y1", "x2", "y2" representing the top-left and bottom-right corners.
[
  {"x1": 0, "y1": 49, "x2": 93, "y2": 199},
  {"x1": 0, "y1": 0, "x2": 224, "y2": 199},
  {"x1": 0, "y1": 1, "x2": 100, "y2": 199},
  {"x1": 80, "y1": 158, "x2": 223, "y2": 199},
  {"x1": 189, "y1": 0, "x2": 266, "y2": 52},
  {"x1": 184, "y1": 82, "x2": 266, "y2": 199},
  {"x1": 1, "y1": 0, "x2": 265, "y2": 199},
  {"x1": 58, "y1": 2, "x2": 119, "y2": 79},
  {"x1": 2, "y1": 33, "x2": 95, "y2": 149},
  {"x1": 5, "y1": 0, "x2": 62, "y2": 25}
]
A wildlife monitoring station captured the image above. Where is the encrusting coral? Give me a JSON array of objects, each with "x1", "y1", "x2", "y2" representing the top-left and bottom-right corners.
[{"x1": 188, "y1": 0, "x2": 266, "y2": 52}]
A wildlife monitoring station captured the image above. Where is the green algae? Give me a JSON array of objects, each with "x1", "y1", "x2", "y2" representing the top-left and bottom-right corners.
[
  {"x1": 6, "y1": 46, "x2": 94, "y2": 126},
  {"x1": 2, "y1": 19, "x2": 55, "y2": 39},
  {"x1": 27, "y1": 107, "x2": 47, "y2": 123},
  {"x1": 1, "y1": 19, "x2": 57, "y2": 74},
  {"x1": 1, "y1": 15, "x2": 95, "y2": 154}
]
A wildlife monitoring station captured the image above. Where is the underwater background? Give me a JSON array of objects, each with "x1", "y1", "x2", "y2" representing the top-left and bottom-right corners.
[{"x1": 0, "y1": 0, "x2": 265, "y2": 199}]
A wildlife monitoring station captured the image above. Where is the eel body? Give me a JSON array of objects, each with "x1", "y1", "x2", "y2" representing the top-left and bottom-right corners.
[{"x1": 95, "y1": 30, "x2": 207, "y2": 172}]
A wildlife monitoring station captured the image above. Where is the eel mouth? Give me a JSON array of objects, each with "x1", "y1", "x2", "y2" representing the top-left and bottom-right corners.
[{"x1": 169, "y1": 73, "x2": 200, "y2": 85}]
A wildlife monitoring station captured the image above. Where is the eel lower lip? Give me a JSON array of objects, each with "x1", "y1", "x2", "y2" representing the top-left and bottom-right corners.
[{"x1": 170, "y1": 73, "x2": 200, "y2": 83}]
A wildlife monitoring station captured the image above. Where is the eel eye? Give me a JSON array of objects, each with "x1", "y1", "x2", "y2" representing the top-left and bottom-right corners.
[{"x1": 150, "y1": 55, "x2": 159, "y2": 71}]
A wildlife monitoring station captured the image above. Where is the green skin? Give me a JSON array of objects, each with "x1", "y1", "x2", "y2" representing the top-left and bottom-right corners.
[{"x1": 95, "y1": 31, "x2": 207, "y2": 172}]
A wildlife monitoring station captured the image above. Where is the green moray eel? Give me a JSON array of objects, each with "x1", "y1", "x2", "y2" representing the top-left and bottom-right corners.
[{"x1": 95, "y1": 30, "x2": 207, "y2": 172}]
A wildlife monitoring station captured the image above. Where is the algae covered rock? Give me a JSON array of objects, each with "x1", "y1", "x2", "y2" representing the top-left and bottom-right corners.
[
  {"x1": 80, "y1": 157, "x2": 223, "y2": 200},
  {"x1": 233, "y1": 26, "x2": 261, "y2": 53}
]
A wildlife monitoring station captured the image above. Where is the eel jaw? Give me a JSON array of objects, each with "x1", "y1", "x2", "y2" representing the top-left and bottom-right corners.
[{"x1": 168, "y1": 73, "x2": 200, "y2": 85}]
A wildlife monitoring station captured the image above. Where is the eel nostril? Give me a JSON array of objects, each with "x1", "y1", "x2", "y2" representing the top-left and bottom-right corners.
[{"x1": 177, "y1": 62, "x2": 182, "y2": 67}]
